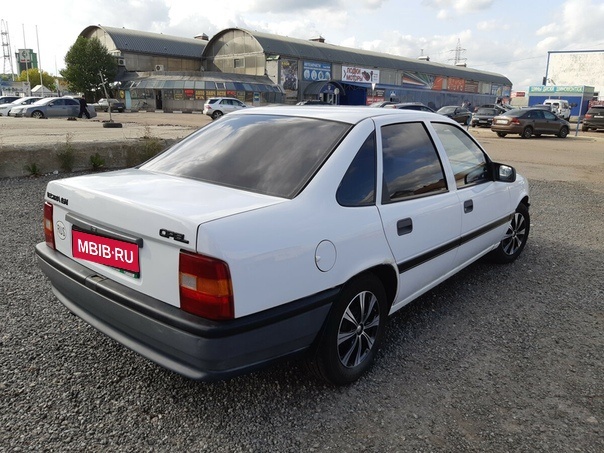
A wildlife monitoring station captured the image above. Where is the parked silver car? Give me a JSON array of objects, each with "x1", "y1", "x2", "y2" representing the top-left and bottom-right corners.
[
  {"x1": 203, "y1": 97, "x2": 247, "y2": 119},
  {"x1": 11, "y1": 97, "x2": 97, "y2": 119}
]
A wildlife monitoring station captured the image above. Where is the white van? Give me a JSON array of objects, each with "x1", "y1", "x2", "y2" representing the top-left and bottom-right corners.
[{"x1": 543, "y1": 99, "x2": 571, "y2": 120}]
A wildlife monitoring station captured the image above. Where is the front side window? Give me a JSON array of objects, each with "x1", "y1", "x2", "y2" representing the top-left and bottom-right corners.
[
  {"x1": 381, "y1": 122, "x2": 447, "y2": 203},
  {"x1": 432, "y1": 122, "x2": 489, "y2": 188},
  {"x1": 142, "y1": 115, "x2": 351, "y2": 199}
]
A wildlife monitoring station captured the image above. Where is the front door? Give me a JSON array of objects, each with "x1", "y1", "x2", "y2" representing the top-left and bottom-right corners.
[
  {"x1": 155, "y1": 90, "x2": 162, "y2": 110},
  {"x1": 430, "y1": 122, "x2": 512, "y2": 266}
]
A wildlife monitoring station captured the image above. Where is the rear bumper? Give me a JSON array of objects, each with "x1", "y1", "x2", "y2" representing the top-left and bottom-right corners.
[
  {"x1": 582, "y1": 120, "x2": 604, "y2": 129},
  {"x1": 490, "y1": 124, "x2": 522, "y2": 134},
  {"x1": 36, "y1": 243, "x2": 336, "y2": 381}
]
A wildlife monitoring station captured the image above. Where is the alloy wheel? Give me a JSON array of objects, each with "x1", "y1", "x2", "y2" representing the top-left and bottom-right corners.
[{"x1": 337, "y1": 290, "x2": 381, "y2": 368}]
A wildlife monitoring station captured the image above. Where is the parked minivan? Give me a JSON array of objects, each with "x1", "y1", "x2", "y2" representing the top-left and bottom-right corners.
[{"x1": 543, "y1": 99, "x2": 571, "y2": 120}]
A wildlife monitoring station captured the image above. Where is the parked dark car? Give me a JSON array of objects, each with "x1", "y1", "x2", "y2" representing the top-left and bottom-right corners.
[
  {"x1": 475, "y1": 103, "x2": 511, "y2": 113},
  {"x1": 369, "y1": 101, "x2": 398, "y2": 107},
  {"x1": 296, "y1": 99, "x2": 332, "y2": 105},
  {"x1": 581, "y1": 105, "x2": 604, "y2": 131},
  {"x1": 471, "y1": 107, "x2": 499, "y2": 127},
  {"x1": 95, "y1": 98, "x2": 125, "y2": 113},
  {"x1": 437, "y1": 106, "x2": 472, "y2": 125},
  {"x1": 491, "y1": 108, "x2": 570, "y2": 139},
  {"x1": 385, "y1": 102, "x2": 435, "y2": 112}
]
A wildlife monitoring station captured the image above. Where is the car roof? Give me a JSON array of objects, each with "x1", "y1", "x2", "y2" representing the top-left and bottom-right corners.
[{"x1": 229, "y1": 105, "x2": 454, "y2": 125}]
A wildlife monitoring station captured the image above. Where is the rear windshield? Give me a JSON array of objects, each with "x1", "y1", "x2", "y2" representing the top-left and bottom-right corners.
[
  {"x1": 141, "y1": 114, "x2": 352, "y2": 198},
  {"x1": 476, "y1": 108, "x2": 497, "y2": 115}
]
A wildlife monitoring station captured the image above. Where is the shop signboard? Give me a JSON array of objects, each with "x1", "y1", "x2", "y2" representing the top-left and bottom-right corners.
[
  {"x1": 342, "y1": 66, "x2": 379, "y2": 84},
  {"x1": 303, "y1": 61, "x2": 331, "y2": 81},
  {"x1": 448, "y1": 77, "x2": 465, "y2": 92}
]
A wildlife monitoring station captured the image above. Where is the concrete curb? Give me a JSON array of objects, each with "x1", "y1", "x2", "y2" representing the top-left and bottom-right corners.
[{"x1": 0, "y1": 138, "x2": 178, "y2": 179}]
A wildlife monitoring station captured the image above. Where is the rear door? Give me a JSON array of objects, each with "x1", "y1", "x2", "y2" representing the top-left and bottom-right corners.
[
  {"x1": 375, "y1": 120, "x2": 462, "y2": 308},
  {"x1": 526, "y1": 109, "x2": 546, "y2": 133}
]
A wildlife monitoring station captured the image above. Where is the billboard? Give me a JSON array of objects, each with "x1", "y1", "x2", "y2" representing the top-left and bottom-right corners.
[{"x1": 342, "y1": 66, "x2": 379, "y2": 83}]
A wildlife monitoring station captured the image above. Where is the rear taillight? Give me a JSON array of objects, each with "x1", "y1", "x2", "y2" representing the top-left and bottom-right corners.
[
  {"x1": 584, "y1": 113, "x2": 592, "y2": 119},
  {"x1": 179, "y1": 251, "x2": 234, "y2": 320},
  {"x1": 511, "y1": 118, "x2": 521, "y2": 125},
  {"x1": 44, "y1": 201, "x2": 55, "y2": 249}
]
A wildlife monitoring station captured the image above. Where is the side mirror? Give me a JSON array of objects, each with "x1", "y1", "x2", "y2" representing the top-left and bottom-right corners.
[{"x1": 493, "y1": 162, "x2": 516, "y2": 182}]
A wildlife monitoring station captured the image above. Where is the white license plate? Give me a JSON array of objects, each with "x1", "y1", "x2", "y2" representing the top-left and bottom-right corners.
[{"x1": 496, "y1": 119, "x2": 508, "y2": 125}]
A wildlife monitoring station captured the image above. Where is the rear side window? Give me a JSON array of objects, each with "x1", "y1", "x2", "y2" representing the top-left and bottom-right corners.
[
  {"x1": 381, "y1": 122, "x2": 447, "y2": 203},
  {"x1": 337, "y1": 133, "x2": 376, "y2": 206},
  {"x1": 142, "y1": 114, "x2": 351, "y2": 199}
]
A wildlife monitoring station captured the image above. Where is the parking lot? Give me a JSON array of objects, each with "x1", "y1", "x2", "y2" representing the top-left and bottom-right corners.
[{"x1": 1, "y1": 112, "x2": 603, "y2": 451}]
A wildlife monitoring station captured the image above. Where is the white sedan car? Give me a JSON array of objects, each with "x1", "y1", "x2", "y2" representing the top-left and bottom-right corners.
[
  {"x1": 36, "y1": 107, "x2": 530, "y2": 385},
  {"x1": 0, "y1": 96, "x2": 42, "y2": 116}
]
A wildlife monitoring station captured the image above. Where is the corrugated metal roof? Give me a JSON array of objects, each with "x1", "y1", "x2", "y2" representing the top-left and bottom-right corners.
[
  {"x1": 234, "y1": 28, "x2": 511, "y2": 86},
  {"x1": 81, "y1": 25, "x2": 206, "y2": 59}
]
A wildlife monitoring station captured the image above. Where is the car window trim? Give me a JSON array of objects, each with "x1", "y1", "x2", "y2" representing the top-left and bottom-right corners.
[
  {"x1": 428, "y1": 121, "x2": 494, "y2": 190},
  {"x1": 379, "y1": 121, "x2": 449, "y2": 205}
]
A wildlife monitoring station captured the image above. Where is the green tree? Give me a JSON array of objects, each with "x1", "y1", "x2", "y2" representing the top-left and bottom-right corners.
[
  {"x1": 16, "y1": 68, "x2": 57, "y2": 91},
  {"x1": 60, "y1": 36, "x2": 117, "y2": 100}
]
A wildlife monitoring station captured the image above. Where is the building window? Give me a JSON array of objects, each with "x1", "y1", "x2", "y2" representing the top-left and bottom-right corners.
[{"x1": 234, "y1": 58, "x2": 245, "y2": 68}]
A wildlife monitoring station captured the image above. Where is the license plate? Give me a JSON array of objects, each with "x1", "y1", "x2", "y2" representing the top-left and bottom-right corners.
[
  {"x1": 479, "y1": 120, "x2": 487, "y2": 123},
  {"x1": 594, "y1": 115, "x2": 603, "y2": 118},
  {"x1": 72, "y1": 229, "x2": 140, "y2": 274},
  {"x1": 496, "y1": 119, "x2": 508, "y2": 124}
]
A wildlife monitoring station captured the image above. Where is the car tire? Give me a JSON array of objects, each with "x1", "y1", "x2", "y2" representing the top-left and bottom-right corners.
[
  {"x1": 31, "y1": 111, "x2": 45, "y2": 119},
  {"x1": 521, "y1": 127, "x2": 533, "y2": 139},
  {"x1": 581, "y1": 126, "x2": 589, "y2": 132},
  {"x1": 496, "y1": 132, "x2": 507, "y2": 138},
  {"x1": 102, "y1": 121, "x2": 123, "y2": 128},
  {"x1": 306, "y1": 273, "x2": 388, "y2": 385},
  {"x1": 488, "y1": 203, "x2": 530, "y2": 264},
  {"x1": 558, "y1": 127, "x2": 569, "y2": 138},
  {"x1": 212, "y1": 111, "x2": 223, "y2": 120}
]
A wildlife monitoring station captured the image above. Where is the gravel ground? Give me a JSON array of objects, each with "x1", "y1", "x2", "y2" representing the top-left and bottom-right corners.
[{"x1": 1, "y1": 171, "x2": 603, "y2": 452}]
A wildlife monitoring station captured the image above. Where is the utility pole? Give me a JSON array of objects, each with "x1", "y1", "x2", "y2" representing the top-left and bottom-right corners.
[{"x1": 1, "y1": 20, "x2": 15, "y2": 80}]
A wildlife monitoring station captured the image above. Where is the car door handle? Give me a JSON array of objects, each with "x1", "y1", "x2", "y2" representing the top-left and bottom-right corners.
[
  {"x1": 397, "y1": 218, "x2": 413, "y2": 236},
  {"x1": 464, "y1": 200, "x2": 473, "y2": 213}
]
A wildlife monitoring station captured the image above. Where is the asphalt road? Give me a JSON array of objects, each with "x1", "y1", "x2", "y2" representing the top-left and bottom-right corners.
[{"x1": 1, "y1": 114, "x2": 603, "y2": 452}]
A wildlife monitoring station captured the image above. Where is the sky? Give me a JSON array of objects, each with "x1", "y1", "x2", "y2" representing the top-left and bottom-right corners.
[{"x1": 1, "y1": 0, "x2": 603, "y2": 91}]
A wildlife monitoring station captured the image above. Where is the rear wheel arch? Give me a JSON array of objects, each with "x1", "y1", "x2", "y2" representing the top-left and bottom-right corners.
[{"x1": 306, "y1": 270, "x2": 391, "y2": 385}]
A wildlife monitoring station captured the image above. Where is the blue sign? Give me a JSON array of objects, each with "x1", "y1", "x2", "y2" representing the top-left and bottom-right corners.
[{"x1": 303, "y1": 61, "x2": 332, "y2": 82}]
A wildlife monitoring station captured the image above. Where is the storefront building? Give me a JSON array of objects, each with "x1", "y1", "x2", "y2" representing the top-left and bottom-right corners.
[{"x1": 81, "y1": 25, "x2": 512, "y2": 111}]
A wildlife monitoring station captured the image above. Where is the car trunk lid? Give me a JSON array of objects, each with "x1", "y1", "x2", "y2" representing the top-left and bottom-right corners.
[{"x1": 45, "y1": 169, "x2": 285, "y2": 306}]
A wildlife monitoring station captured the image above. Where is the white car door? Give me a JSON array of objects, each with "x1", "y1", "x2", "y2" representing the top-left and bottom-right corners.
[
  {"x1": 375, "y1": 120, "x2": 462, "y2": 310},
  {"x1": 430, "y1": 122, "x2": 512, "y2": 267}
]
